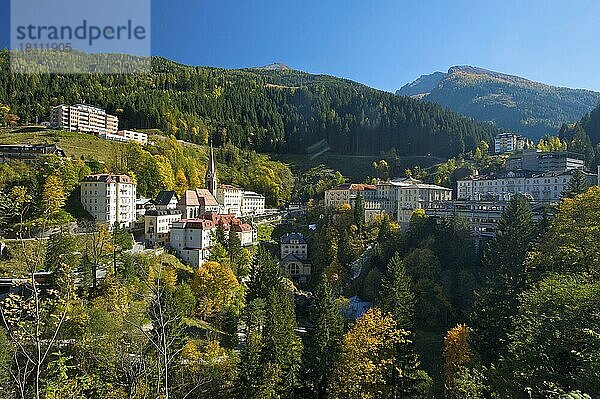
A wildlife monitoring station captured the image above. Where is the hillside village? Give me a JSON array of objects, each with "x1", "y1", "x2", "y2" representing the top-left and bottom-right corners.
[{"x1": 0, "y1": 86, "x2": 598, "y2": 398}]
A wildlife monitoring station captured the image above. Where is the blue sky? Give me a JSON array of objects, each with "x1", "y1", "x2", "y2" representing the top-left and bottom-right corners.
[{"x1": 2, "y1": 0, "x2": 600, "y2": 92}]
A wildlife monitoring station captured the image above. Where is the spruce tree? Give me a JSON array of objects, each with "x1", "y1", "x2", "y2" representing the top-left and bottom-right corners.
[
  {"x1": 471, "y1": 194, "x2": 535, "y2": 364},
  {"x1": 353, "y1": 192, "x2": 365, "y2": 233},
  {"x1": 561, "y1": 169, "x2": 588, "y2": 199},
  {"x1": 247, "y1": 247, "x2": 280, "y2": 302},
  {"x1": 263, "y1": 286, "x2": 303, "y2": 398},
  {"x1": 379, "y1": 252, "x2": 414, "y2": 330},
  {"x1": 306, "y1": 277, "x2": 344, "y2": 398}
]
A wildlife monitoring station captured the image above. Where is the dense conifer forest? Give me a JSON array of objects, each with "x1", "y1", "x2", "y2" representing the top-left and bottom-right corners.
[{"x1": 0, "y1": 51, "x2": 497, "y2": 157}]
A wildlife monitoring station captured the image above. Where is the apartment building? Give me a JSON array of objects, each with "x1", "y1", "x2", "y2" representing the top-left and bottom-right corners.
[
  {"x1": 324, "y1": 183, "x2": 376, "y2": 209},
  {"x1": 494, "y1": 132, "x2": 531, "y2": 154},
  {"x1": 0, "y1": 144, "x2": 66, "y2": 164},
  {"x1": 118, "y1": 130, "x2": 148, "y2": 145},
  {"x1": 144, "y1": 209, "x2": 182, "y2": 247},
  {"x1": 170, "y1": 214, "x2": 255, "y2": 267},
  {"x1": 50, "y1": 104, "x2": 118, "y2": 134},
  {"x1": 456, "y1": 169, "x2": 597, "y2": 203},
  {"x1": 506, "y1": 149, "x2": 585, "y2": 172},
  {"x1": 80, "y1": 174, "x2": 136, "y2": 228},
  {"x1": 241, "y1": 191, "x2": 266, "y2": 216},
  {"x1": 216, "y1": 184, "x2": 243, "y2": 216},
  {"x1": 325, "y1": 179, "x2": 452, "y2": 225}
]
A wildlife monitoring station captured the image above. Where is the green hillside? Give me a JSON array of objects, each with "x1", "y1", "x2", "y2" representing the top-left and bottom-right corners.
[
  {"x1": 0, "y1": 50, "x2": 496, "y2": 158},
  {"x1": 0, "y1": 127, "x2": 128, "y2": 160},
  {"x1": 397, "y1": 66, "x2": 600, "y2": 139}
]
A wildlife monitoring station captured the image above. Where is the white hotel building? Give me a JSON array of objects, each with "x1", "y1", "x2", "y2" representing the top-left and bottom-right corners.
[
  {"x1": 325, "y1": 178, "x2": 452, "y2": 225},
  {"x1": 241, "y1": 191, "x2": 266, "y2": 216},
  {"x1": 80, "y1": 174, "x2": 137, "y2": 228},
  {"x1": 456, "y1": 169, "x2": 597, "y2": 203},
  {"x1": 50, "y1": 104, "x2": 118, "y2": 135}
]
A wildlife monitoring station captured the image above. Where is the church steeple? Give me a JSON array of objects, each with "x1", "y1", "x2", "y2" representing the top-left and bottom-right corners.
[{"x1": 205, "y1": 140, "x2": 218, "y2": 195}]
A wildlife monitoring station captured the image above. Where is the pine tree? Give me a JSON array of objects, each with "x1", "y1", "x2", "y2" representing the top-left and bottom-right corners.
[
  {"x1": 263, "y1": 286, "x2": 303, "y2": 398},
  {"x1": 561, "y1": 169, "x2": 588, "y2": 199},
  {"x1": 354, "y1": 192, "x2": 365, "y2": 233},
  {"x1": 247, "y1": 247, "x2": 280, "y2": 302},
  {"x1": 471, "y1": 194, "x2": 534, "y2": 364},
  {"x1": 379, "y1": 252, "x2": 414, "y2": 330},
  {"x1": 306, "y1": 277, "x2": 344, "y2": 398}
]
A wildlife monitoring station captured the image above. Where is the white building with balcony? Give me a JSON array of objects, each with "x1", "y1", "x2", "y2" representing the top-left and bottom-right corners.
[
  {"x1": 50, "y1": 104, "x2": 118, "y2": 135},
  {"x1": 80, "y1": 174, "x2": 136, "y2": 228}
]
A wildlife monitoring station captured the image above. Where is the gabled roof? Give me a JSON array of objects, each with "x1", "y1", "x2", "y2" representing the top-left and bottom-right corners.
[
  {"x1": 279, "y1": 253, "x2": 307, "y2": 265},
  {"x1": 155, "y1": 190, "x2": 178, "y2": 205},
  {"x1": 281, "y1": 232, "x2": 306, "y2": 244},
  {"x1": 180, "y1": 190, "x2": 200, "y2": 206},
  {"x1": 195, "y1": 188, "x2": 220, "y2": 207}
]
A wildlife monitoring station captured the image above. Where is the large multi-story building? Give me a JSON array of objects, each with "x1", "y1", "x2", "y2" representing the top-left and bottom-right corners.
[
  {"x1": 456, "y1": 169, "x2": 597, "y2": 203},
  {"x1": 324, "y1": 183, "x2": 376, "y2": 209},
  {"x1": 144, "y1": 209, "x2": 182, "y2": 247},
  {"x1": 80, "y1": 174, "x2": 136, "y2": 228},
  {"x1": 506, "y1": 150, "x2": 585, "y2": 172},
  {"x1": 325, "y1": 179, "x2": 452, "y2": 225},
  {"x1": 494, "y1": 132, "x2": 531, "y2": 154},
  {"x1": 425, "y1": 200, "x2": 548, "y2": 240},
  {"x1": 241, "y1": 191, "x2": 266, "y2": 216},
  {"x1": 50, "y1": 104, "x2": 118, "y2": 135},
  {"x1": 216, "y1": 184, "x2": 243, "y2": 216},
  {"x1": 170, "y1": 214, "x2": 255, "y2": 267},
  {"x1": 0, "y1": 144, "x2": 66, "y2": 164}
]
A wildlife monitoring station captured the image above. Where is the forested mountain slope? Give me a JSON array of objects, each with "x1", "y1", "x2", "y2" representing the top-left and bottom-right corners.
[
  {"x1": 397, "y1": 66, "x2": 600, "y2": 139},
  {"x1": 0, "y1": 51, "x2": 496, "y2": 158}
]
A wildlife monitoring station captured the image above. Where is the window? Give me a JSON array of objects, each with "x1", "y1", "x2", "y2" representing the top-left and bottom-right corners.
[{"x1": 289, "y1": 263, "x2": 300, "y2": 275}]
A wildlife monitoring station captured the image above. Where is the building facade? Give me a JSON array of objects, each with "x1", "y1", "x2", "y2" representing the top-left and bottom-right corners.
[
  {"x1": 0, "y1": 144, "x2": 66, "y2": 164},
  {"x1": 155, "y1": 191, "x2": 179, "y2": 210},
  {"x1": 241, "y1": 191, "x2": 266, "y2": 216},
  {"x1": 118, "y1": 130, "x2": 148, "y2": 145},
  {"x1": 279, "y1": 233, "x2": 311, "y2": 284},
  {"x1": 506, "y1": 150, "x2": 585, "y2": 172},
  {"x1": 178, "y1": 189, "x2": 221, "y2": 219},
  {"x1": 144, "y1": 209, "x2": 182, "y2": 247},
  {"x1": 170, "y1": 214, "x2": 255, "y2": 267},
  {"x1": 325, "y1": 179, "x2": 452, "y2": 225},
  {"x1": 50, "y1": 104, "x2": 118, "y2": 135},
  {"x1": 324, "y1": 183, "x2": 377, "y2": 209},
  {"x1": 456, "y1": 169, "x2": 597, "y2": 203},
  {"x1": 80, "y1": 174, "x2": 136, "y2": 228},
  {"x1": 216, "y1": 185, "x2": 243, "y2": 216},
  {"x1": 494, "y1": 132, "x2": 531, "y2": 154}
]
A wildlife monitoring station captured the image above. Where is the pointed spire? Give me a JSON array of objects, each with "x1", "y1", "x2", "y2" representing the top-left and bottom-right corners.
[{"x1": 205, "y1": 139, "x2": 218, "y2": 195}]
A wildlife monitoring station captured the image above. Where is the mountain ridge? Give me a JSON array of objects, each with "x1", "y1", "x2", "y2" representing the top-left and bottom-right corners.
[{"x1": 397, "y1": 66, "x2": 600, "y2": 139}]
